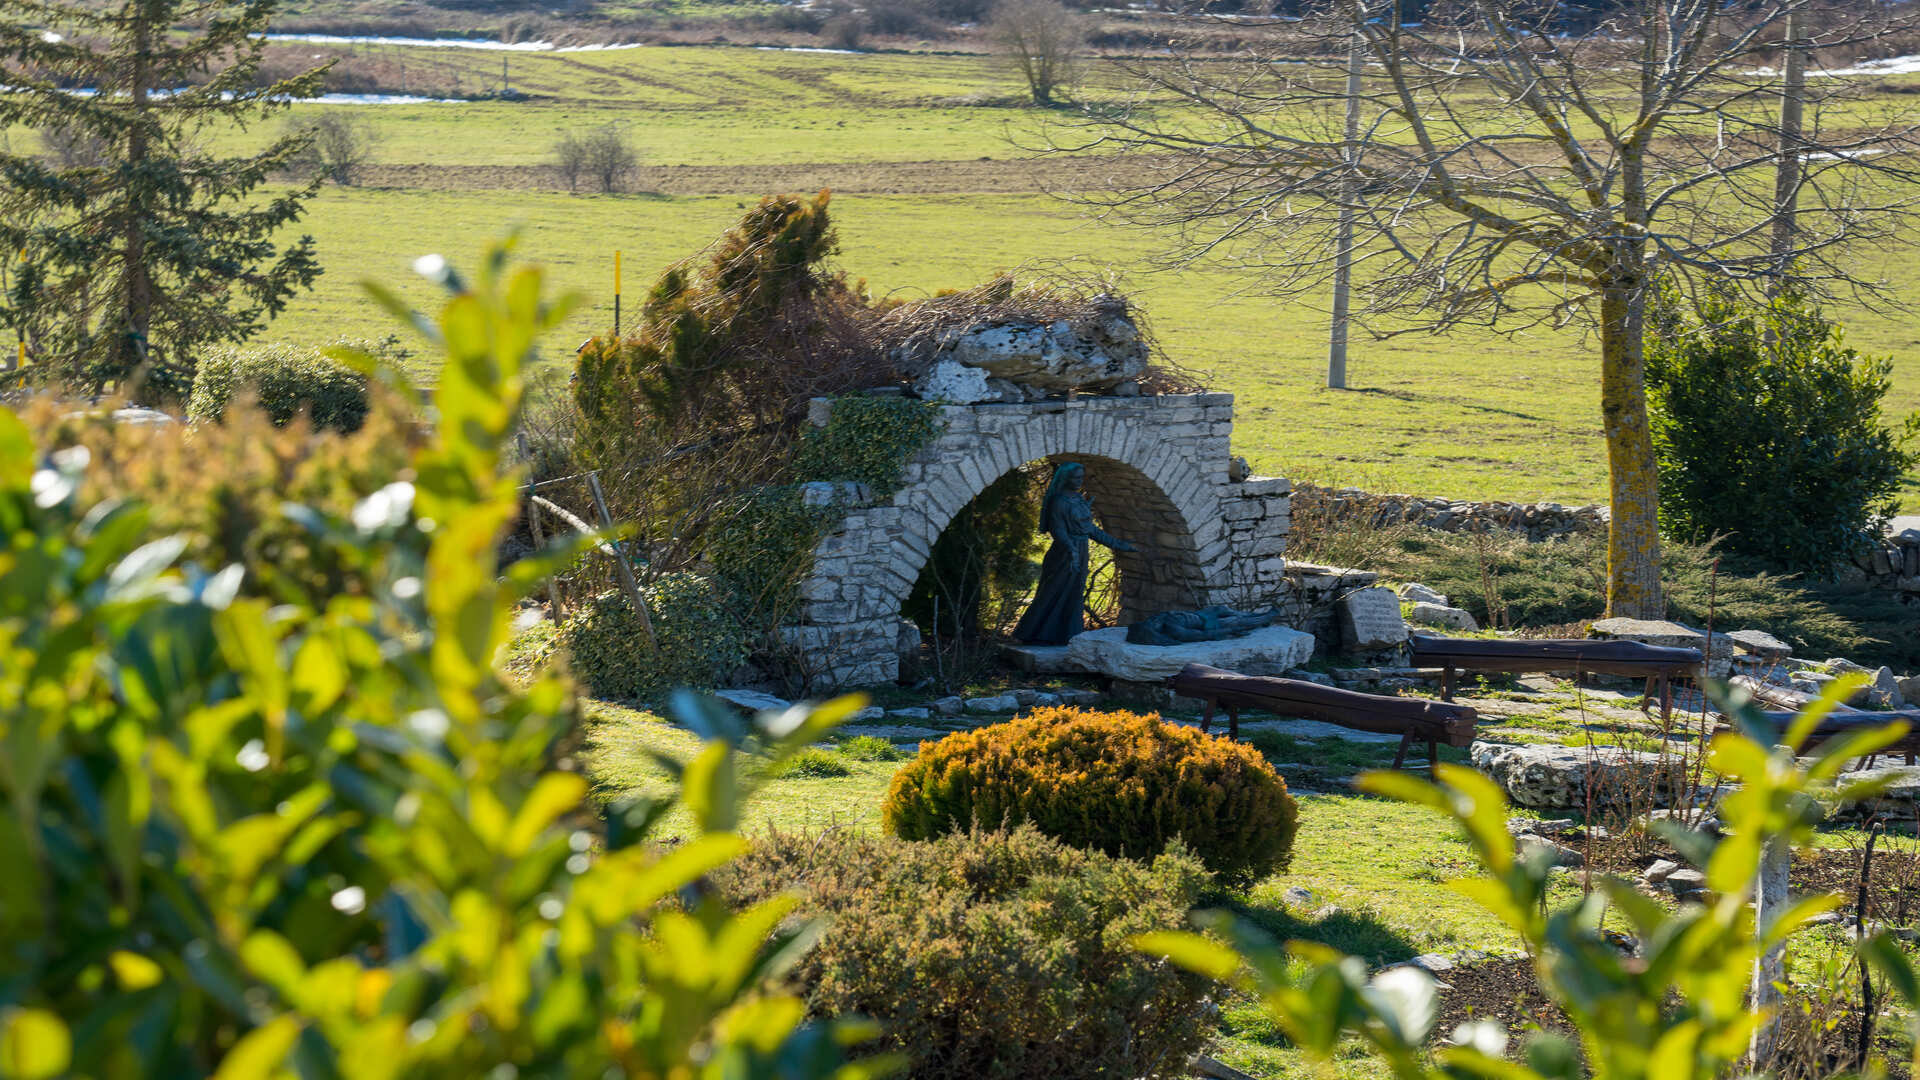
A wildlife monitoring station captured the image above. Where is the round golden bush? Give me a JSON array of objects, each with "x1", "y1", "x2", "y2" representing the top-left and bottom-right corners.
[{"x1": 881, "y1": 706, "x2": 1298, "y2": 886}]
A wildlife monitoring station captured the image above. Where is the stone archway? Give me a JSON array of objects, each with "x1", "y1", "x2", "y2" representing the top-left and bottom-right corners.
[{"x1": 786, "y1": 392, "x2": 1293, "y2": 688}]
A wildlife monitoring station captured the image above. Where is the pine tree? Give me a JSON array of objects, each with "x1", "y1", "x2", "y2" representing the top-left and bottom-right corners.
[{"x1": 0, "y1": 1, "x2": 328, "y2": 399}]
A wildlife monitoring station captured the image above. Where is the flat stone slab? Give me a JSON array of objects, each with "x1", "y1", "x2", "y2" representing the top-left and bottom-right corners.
[
  {"x1": 1725, "y1": 629, "x2": 1792, "y2": 659},
  {"x1": 841, "y1": 724, "x2": 947, "y2": 741},
  {"x1": 1471, "y1": 740, "x2": 1699, "y2": 811},
  {"x1": 715, "y1": 688, "x2": 793, "y2": 713},
  {"x1": 1066, "y1": 624, "x2": 1316, "y2": 682},
  {"x1": 1240, "y1": 718, "x2": 1406, "y2": 744},
  {"x1": 999, "y1": 642, "x2": 1090, "y2": 674}
]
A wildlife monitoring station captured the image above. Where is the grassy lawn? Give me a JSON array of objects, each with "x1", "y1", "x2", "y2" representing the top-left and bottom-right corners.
[
  {"x1": 574, "y1": 682, "x2": 1750, "y2": 1078},
  {"x1": 10, "y1": 44, "x2": 1917, "y2": 506}
]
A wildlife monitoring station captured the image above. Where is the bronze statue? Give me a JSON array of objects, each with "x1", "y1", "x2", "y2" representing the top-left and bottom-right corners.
[
  {"x1": 1011, "y1": 462, "x2": 1137, "y2": 645},
  {"x1": 1124, "y1": 605, "x2": 1285, "y2": 646}
]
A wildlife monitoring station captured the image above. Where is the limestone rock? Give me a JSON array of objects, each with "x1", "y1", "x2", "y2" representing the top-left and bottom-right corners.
[
  {"x1": 1338, "y1": 587, "x2": 1409, "y2": 651},
  {"x1": 912, "y1": 359, "x2": 996, "y2": 404},
  {"x1": 930, "y1": 696, "x2": 964, "y2": 716},
  {"x1": 1396, "y1": 582, "x2": 1450, "y2": 606},
  {"x1": 1826, "y1": 765, "x2": 1920, "y2": 823},
  {"x1": 887, "y1": 707, "x2": 932, "y2": 721},
  {"x1": 1516, "y1": 834, "x2": 1584, "y2": 867},
  {"x1": 1283, "y1": 886, "x2": 1315, "y2": 907},
  {"x1": 963, "y1": 694, "x2": 1018, "y2": 715},
  {"x1": 1059, "y1": 688, "x2": 1104, "y2": 706},
  {"x1": 714, "y1": 688, "x2": 792, "y2": 713},
  {"x1": 1407, "y1": 601, "x2": 1479, "y2": 632},
  {"x1": 1900, "y1": 674, "x2": 1920, "y2": 704},
  {"x1": 1470, "y1": 741, "x2": 1697, "y2": 811},
  {"x1": 1065, "y1": 624, "x2": 1316, "y2": 682},
  {"x1": 800, "y1": 481, "x2": 875, "y2": 508},
  {"x1": 1665, "y1": 868, "x2": 1708, "y2": 899},
  {"x1": 1725, "y1": 629, "x2": 1792, "y2": 660},
  {"x1": 1643, "y1": 859, "x2": 1680, "y2": 884},
  {"x1": 1869, "y1": 666, "x2": 1906, "y2": 709},
  {"x1": 1507, "y1": 817, "x2": 1577, "y2": 837}
]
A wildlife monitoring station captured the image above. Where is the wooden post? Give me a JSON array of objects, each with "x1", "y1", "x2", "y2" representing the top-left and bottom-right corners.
[
  {"x1": 1328, "y1": 12, "x2": 1363, "y2": 390},
  {"x1": 586, "y1": 472, "x2": 657, "y2": 653},
  {"x1": 1751, "y1": 833, "x2": 1791, "y2": 1066},
  {"x1": 1771, "y1": 5, "x2": 1806, "y2": 279},
  {"x1": 526, "y1": 499, "x2": 567, "y2": 621},
  {"x1": 613, "y1": 250, "x2": 622, "y2": 335}
]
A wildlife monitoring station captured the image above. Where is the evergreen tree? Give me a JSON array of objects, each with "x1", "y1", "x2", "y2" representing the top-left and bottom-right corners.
[{"x1": 0, "y1": 1, "x2": 327, "y2": 399}]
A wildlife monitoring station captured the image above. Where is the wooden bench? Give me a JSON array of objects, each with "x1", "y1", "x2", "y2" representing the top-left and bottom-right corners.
[
  {"x1": 1734, "y1": 710, "x2": 1920, "y2": 767},
  {"x1": 1169, "y1": 663, "x2": 1480, "y2": 775},
  {"x1": 1409, "y1": 634, "x2": 1703, "y2": 720}
]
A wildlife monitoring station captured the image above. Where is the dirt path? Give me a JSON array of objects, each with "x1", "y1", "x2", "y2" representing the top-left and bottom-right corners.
[{"x1": 356, "y1": 154, "x2": 1167, "y2": 195}]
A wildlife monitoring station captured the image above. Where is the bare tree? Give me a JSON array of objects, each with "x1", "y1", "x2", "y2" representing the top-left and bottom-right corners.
[
  {"x1": 583, "y1": 123, "x2": 639, "y2": 194},
  {"x1": 282, "y1": 113, "x2": 380, "y2": 186},
  {"x1": 1062, "y1": 0, "x2": 1920, "y2": 617},
  {"x1": 552, "y1": 130, "x2": 587, "y2": 193},
  {"x1": 991, "y1": 0, "x2": 1085, "y2": 107}
]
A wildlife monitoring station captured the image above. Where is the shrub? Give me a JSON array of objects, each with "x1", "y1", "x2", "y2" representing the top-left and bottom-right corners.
[
  {"x1": 22, "y1": 389, "x2": 418, "y2": 605},
  {"x1": 557, "y1": 573, "x2": 753, "y2": 701},
  {"x1": 0, "y1": 240, "x2": 878, "y2": 1076},
  {"x1": 768, "y1": 746, "x2": 855, "y2": 777},
  {"x1": 837, "y1": 734, "x2": 907, "y2": 760},
  {"x1": 1646, "y1": 281, "x2": 1920, "y2": 574},
  {"x1": 282, "y1": 112, "x2": 380, "y2": 185},
  {"x1": 882, "y1": 706, "x2": 1299, "y2": 885},
  {"x1": 713, "y1": 825, "x2": 1216, "y2": 1080},
  {"x1": 187, "y1": 340, "x2": 377, "y2": 432}
]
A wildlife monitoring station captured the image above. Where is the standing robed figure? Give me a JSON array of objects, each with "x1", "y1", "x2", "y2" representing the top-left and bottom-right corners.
[{"x1": 1012, "y1": 462, "x2": 1137, "y2": 645}]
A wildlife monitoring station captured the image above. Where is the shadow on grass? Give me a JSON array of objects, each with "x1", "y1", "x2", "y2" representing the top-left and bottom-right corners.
[{"x1": 1217, "y1": 895, "x2": 1422, "y2": 969}]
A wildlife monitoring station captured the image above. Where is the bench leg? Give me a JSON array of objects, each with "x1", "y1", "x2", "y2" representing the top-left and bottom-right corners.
[
  {"x1": 1441, "y1": 667, "x2": 1455, "y2": 702},
  {"x1": 1641, "y1": 676, "x2": 1656, "y2": 716},
  {"x1": 1427, "y1": 736, "x2": 1440, "y2": 778},
  {"x1": 1392, "y1": 731, "x2": 1413, "y2": 771},
  {"x1": 1226, "y1": 704, "x2": 1240, "y2": 741},
  {"x1": 1661, "y1": 676, "x2": 1674, "y2": 722},
  {"x1": 1201, "y1": 698, "x2": 1215, "y2": 734}
]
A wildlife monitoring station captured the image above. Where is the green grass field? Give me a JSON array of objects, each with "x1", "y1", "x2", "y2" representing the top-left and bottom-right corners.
[{"x1": 14, "y1": 41, "x2": 1920, "y2": 506}]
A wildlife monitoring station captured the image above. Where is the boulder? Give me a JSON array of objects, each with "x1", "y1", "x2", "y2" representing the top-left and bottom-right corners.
[
  {"x1": 1643, "y1": 859, "x2": 1680, "y2": 884},
  {"x1": 1826, "y1": 765, "x2": 1920, "y2": 823},
  {"x1": 1901, "y1": 674, "x2": 1920, "y2": 704},
  {"x1": 1470, "y1": 741, "x2": 1700, "y2": 812},
  {"x1": 912, "y1": 358, "x2": 997, "y2": 404},
  {"x1": 1665, "y1": 868, "x2": 1709, "y2": 899},
  {"x1": 1725, "y1": 629, "x2": 1792, "y2": 661},
  {"x1": 1065, "y1": 624, "x2": 1316, "y2": 682},
  {"x1": 1396, "y1": 582, "x2": 1450, "y2": 606},
  {"x1": 1869, "y1": 666, "x2": 1906, "y2": 709},
  {"x1": 963, "y1": 694, "x2": 1018, "y2": 715},
  {"x1": 1338, "y1": 587, "x2": 1409, "y2": 651},
  {"x1": 714, "y1": 688, "x2": 793, "y2": 713},
  {"x1": 1407, "y1": 601, "x2": 1479, "y2": 632},
  {"x1": 903, "y1": 303, "x2": 1150, "y2": 400},
  {"x1": 1516, "y1": 834, "x2": 1584, "y2": 867},
  {"x1": 930, "y1": 696, "x2": 964, "y2": 716}
]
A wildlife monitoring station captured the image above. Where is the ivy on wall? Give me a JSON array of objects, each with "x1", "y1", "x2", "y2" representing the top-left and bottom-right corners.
[{"x1": 710, "y1": 395, "x2": 945, "y2": 626}]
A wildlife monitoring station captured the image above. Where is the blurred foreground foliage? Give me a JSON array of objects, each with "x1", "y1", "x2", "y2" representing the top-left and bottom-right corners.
[{"x1": 0, "y1": 240, "x2": 892, "y2": 1080}]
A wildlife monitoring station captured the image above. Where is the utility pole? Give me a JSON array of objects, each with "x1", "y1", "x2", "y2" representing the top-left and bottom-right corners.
[
  {"x1": 1327, "y1": 11, "x2": 1364, "y2": 390},
  {"x1": 1770, "y1": 4, "x2": 1806, "y2": 284}
]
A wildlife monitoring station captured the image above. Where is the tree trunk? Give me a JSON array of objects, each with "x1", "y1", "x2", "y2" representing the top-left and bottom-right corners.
[
  {"x1": 1599, "y1": 285, "x2": 1663, "y2": 618},
  {"x1": 120, "y1": 10, "x2": 156, "y2": 393}
]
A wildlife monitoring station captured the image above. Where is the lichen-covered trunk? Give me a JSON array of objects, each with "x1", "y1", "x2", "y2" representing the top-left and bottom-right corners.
[{"x1": 1600, "y1": 285, "x2": 1663, "y2": 618}]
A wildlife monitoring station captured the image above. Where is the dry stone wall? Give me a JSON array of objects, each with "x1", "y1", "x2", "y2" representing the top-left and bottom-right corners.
[
  {"x1": 788, "y1": 393, "x2": 1294, "y2": 688},
  {"x1": 1848, "y1": 528, "x2": 1920, "y2": 601},
  {"x1": 1295, "y1": 483, "x2": 1608, "y2": 542}
]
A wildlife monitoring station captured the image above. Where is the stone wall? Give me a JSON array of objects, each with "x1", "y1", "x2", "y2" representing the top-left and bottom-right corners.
[
  {"x1": 1294, "y1": 483, "x2": 1608, "y2": 542},
  {"x1": 789, "y1": 393, "x2": 1294, "y2": 688},
  {"x1": 1848, "y1": 528, "x2": 1920, "y2": 601}
]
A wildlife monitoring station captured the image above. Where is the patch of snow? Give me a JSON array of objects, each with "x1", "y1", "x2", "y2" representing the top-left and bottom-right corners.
[{"x1": 752, "y1": 45, "x2": 866, "y2": 54}]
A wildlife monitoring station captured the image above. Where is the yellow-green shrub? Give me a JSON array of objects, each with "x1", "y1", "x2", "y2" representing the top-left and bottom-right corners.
[
  {"x1": 882, "y1": 706, "x2": 1298, "y2": 886},
  {"x1": 713, "y1": 824, "x2": 1215, "y2": 1080},
  {"x1": 187, "y1": 340, "x2": 388, "y2": 432}
]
